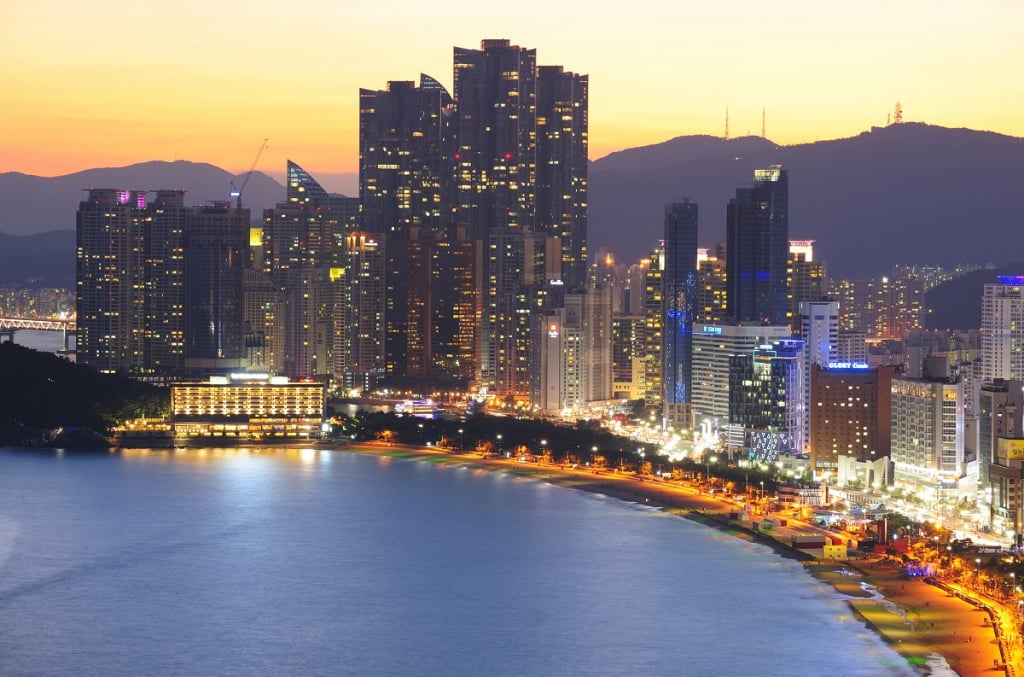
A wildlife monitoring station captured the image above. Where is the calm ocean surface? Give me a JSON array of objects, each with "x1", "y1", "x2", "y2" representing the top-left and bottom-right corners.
[
  {"x1": 7, "y1": 330, "x2": 73, "y2": 355},
  {"x1": 0, "y1": 447, "x2": 915, "y2": 676}
]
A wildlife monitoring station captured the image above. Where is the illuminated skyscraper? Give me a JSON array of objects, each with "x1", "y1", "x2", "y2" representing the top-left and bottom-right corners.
[
  {"x1": 611, "y1": 315, "x2": 645, "y2": 399},
  {"x1": 341, "y1": 232, "x2": 386, "y2": 393},
  {"x1": 430, "y1": 224, "x2": 479, "y2": 388},
  {"x1": 77, "y1": 189, "x2": 247, "y2": 378},
  {"x1": 450, "y1": 39, "x2": 588, "y2": 400},
  {"x1": 696, "y1": 245, "x2": 727, "y2": 324},
  {"x1": 691, "y1": 323, "x2": 793, "y2": 428},
  {"x1": 662, "y1": 201, "x2": 698, "y2": 425},
  {"x1": 799, "y1": 300, "x2": 839, "y2": 449},
  {"x1": 726, "y1": 166, "x2": 789, "y2": 326},
  {"x1": 146, "y1": 190, "x2": 188, "y2": 376},
  {"x1": 183, "y1": 202, "x2": 249, "y2": 376},
  {"x1": 728, "y1": 339, "x2": 806, "y2": 458},
  {"x1": 453, "y1": 39, "x2": 537, "y2": 241},
  {"x1": 352, "y1": 40, "x2": 587, "y2": 400},
  {"x1": 643, "y1": 244, "x2": 664, "y2": 406},
  {"x1": 981, "y1": 277, "x2": 1024, "y2": 381},
  {"x1": 287, "y1": 160, "x2": 330, "y2": 205},
  {"x1": 831, "y1": 276, "x2": 870, "y2": 335},
  {"x1": 243, "y1": 268, "x2": 285, "y2": 375},
  {"x1": 261, "y1": 161, "x2": 359, "y2": 381},
  {"x1": 532, "y1": 286, "x2": 612, "y2": 412},
  {"x1": 536, "y1": 65, "x2": 588, "y2": 289},
  {"x1": 486, "y1": 229, "x2": 558, "y2": 399},
  {"x1": 786, "y1": 240, "x2": 827, "y2": 325},
  {"x1": 359, "y1": 76, "x2": 454, "y2": 236},
  {"x1": 76, "y1": 189, "x2": 151, "y2": 374},
  {"x1": 869, "y1": 272, "x2": 925, "y2": 340}
]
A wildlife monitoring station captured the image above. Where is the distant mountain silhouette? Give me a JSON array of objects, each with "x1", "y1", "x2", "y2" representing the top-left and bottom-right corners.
[
  {"x1": 589, "y1": 123, "x2": 1024, "y2": 276},
  {"x1": 0, "y1": 160, "x2": 290, "y2": 236},
  {"x1": 0, "y1": 160, "x2": 297, "y2": 288},
  {"x1": 925, "y1": 264, "x2": 1024, "y2": 330},
  {"x1": 4, "y1": 124, "x2": 1022, "y2": 284},
  {"x1": 0, "y1": 231, "x2": 77, "y2": 287}
]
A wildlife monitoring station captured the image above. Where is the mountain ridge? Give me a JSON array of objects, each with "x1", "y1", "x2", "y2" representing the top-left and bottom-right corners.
[
  {"x1": 2, "y1": 123, "x2": 1021, "y2": 280},
  {"x1": 588, "y1": 122, "x2": 1023, "y2": 275},
  {"x1": 0, "y1": 160, "x2": 290, "y2": 237}
]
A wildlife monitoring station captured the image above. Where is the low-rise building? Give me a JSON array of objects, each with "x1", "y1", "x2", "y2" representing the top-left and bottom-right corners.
[{"x1": 171, "y1": 373, "x2": 325, "y2": 439}]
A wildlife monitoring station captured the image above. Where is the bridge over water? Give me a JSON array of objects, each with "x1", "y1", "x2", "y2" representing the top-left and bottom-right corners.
[{"x1": 0, "y1": 316, "x2": 77, "y2": 352}]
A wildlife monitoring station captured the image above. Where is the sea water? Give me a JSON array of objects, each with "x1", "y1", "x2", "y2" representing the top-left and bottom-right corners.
[{"x1": 0, "y1": 448, "x2": 916, "y2": 676}]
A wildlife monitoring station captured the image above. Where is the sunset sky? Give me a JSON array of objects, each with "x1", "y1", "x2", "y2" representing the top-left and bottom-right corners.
[{"x1": 2, "y1": 0, "x2": 1021, "y2": 192}]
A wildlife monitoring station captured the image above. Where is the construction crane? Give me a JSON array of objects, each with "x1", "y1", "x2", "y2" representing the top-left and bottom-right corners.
[{"x1": 229, "y1": 138, "x2": 269, "y2": 210}]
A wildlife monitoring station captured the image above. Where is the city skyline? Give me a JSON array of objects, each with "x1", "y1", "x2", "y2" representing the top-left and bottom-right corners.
[{"x1": 3, "y1": 1, "x2": 1022, "y2": 192}]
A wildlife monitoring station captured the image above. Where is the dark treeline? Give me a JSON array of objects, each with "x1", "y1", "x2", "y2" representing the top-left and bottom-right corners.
[
  {"x1": 0, "y1": 343, "x2": 168, "y2": 443},
  {"x1": 332, "y1": 410, "x2": 784, "y2": 492}
]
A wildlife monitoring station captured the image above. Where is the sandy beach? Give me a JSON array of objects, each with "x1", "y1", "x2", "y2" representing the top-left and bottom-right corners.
[{"x1": 338, "y1": 441, "x2": 1018, "y2": 676}]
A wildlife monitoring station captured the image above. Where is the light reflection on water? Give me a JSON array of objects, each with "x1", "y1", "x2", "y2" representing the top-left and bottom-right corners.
[{"x1": 0, "y1": 447, "x2": 916, "y2": 676}]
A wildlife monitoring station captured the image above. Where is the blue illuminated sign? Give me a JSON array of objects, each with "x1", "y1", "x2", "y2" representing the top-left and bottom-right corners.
[{"x1": 827, "y1": 361, "x2": 870, "y2": 370}]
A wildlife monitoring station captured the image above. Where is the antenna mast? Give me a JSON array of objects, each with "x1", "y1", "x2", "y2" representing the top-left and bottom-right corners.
[
  {"x1": 724, "y1": 106, "x2": 730, "y2": 140},
  {"x1": 761, "y1": 107, "x2": 766, "y2": 138}
]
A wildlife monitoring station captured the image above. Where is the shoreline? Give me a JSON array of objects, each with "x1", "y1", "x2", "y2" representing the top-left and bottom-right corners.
[{"x1": 341, "y1": 442, "x2": 1009, "y2": 677}]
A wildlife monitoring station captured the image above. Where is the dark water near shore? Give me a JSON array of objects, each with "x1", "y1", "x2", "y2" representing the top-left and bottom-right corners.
[{"x1": 0, "y1": 447, "x2": 914, "y2": 676}]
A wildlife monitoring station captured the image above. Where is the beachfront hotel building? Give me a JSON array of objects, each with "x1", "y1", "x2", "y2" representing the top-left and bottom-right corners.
[
  {"x1": 808, "y1": 363, "x2": 897, "y2": 480},
  {"x1": 889, "y1": 375, "x2": 968, "y2": 505},
  {"x1": 170, "y1": 373, "x2": 325, "y2": 439}
]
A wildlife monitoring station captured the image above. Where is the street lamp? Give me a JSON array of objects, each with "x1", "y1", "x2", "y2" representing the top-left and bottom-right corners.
[
  {"x1": 458, "y1": 428, "x2": 464, "y2": 451},
  {"x1": 496, "y1": 433, "x2": 503, "y2": 456},
  {"x1": 706, "y1": 455, "x2": 717, "y2": 484}
]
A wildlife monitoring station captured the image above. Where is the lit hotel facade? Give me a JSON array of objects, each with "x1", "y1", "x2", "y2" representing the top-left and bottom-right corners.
[{"x1": 171, "y1": 373, "x2": 325, "y2": 439}]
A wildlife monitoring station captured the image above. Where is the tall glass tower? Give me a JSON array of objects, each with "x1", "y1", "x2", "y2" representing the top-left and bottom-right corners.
[
  {"x1": 662, "y1": 201, "x2": 698, "y2": 412},
  {"x1": 536, "y1": 65, "x2": 588, "y2": 290},
  {"x1": 359, "y1": 75, "x2": 454, "y2": 237},
  {"x1": 452, "y1": 39, "x2": 537, "y2": 242},
  {"x1": 726, "y1": 166, "x2": 789, "y2": 326}
]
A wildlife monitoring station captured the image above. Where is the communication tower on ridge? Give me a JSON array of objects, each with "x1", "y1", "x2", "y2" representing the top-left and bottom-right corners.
[
  {"x1": 893, "y1": 102, "x2": 903, "y2": 124},
  {"x1": 724, "y1": 106, "x2": 730, "y2": 140},
  {"x1": 761, "y1": 108, "x2": 766, "y2": 138}
]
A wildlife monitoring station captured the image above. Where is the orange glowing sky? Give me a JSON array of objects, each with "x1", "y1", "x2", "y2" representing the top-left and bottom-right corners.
[{"x1": 2, "y1": 0, "x2": 1022, "y2": 192}]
